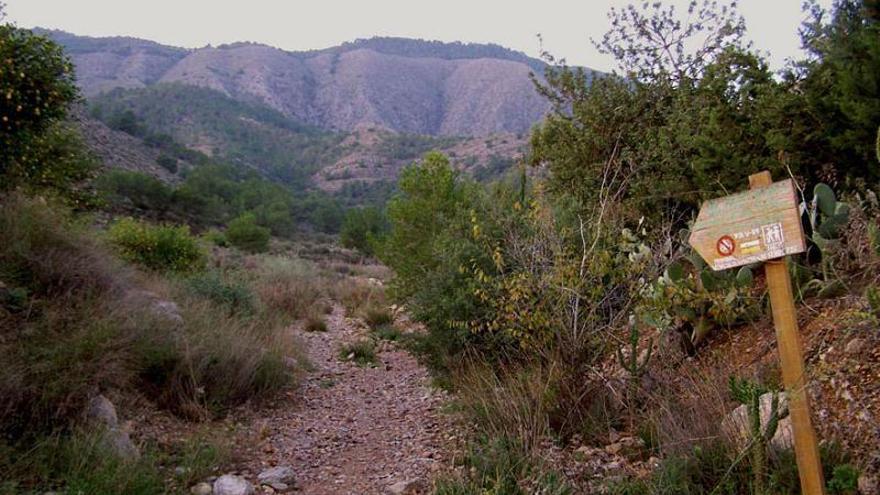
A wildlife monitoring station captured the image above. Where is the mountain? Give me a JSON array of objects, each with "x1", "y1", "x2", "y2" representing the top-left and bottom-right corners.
[
  {"x1": 84, "y1": 83, "x2": 528, "y2": 197},
  {"x1": 39, "y1": 30, "x2": 565, "y2": 136}
]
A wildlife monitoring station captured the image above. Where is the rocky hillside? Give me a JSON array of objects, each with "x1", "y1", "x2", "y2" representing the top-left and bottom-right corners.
[{"x1": 39, "y1": 30, "x2": 566, "y2": 136}]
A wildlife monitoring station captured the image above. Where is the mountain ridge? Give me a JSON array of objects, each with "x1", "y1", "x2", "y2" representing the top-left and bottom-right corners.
[{"x1": 38, "y1": 29, "x2": 569, "y2": 136}]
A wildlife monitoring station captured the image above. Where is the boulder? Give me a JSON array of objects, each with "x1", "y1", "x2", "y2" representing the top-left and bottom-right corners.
[
  {"x1": 722, "y1": 392, "x2": 793, "y2": 452},
  {"x1": 87, "y1": 394, "x2": 139, "y2": 460},
  {"x1": 213, "y1": 474, "x2": 253, "y2": 495},
  {"x1": 257, "y1": 465, "x2": 295, "y2": 490}
]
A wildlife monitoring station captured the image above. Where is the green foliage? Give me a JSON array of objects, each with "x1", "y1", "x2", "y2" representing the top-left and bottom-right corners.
[
  {"x1": 609, "y1": 442, "x2": 747, "y2": 495},
  {"x1": 201, "y1": 228, "x2": 228, "y2": 247},
  {"x1": 379, "y1": 152, "x2": 497, "y2": 373},
  {"x1": 372, "y1": 324, "x2": 402, "y2": 341},
  {"x1": 794, "y1": 0, "x2": 880, "y2": 185},
  {"x1": 90, "y1": 83, "x2": 343, "y2": 190},
  {"x1": 433, "y1": 437, "x2": 572, "y2": 495},
  {"x1": 640, "y1": 252, "x2": 759, "y2": 354},
  {"x1": 362, "y1": 305, "x2": 393, "y2": 329},
  {"x1": 0, "y1": 430, "x2": 165, "y2": 495},
  {"x1": 108, "y1": 217, "x2": 204, "y2": 272},
  {"x1": 156, "y1": 153, "x2": 178, "y2": 173},
  {"x1": 186, "y1": 271, "x2": 255, "y2": 316},
  {"x1": 340, "y1": 206, "x2": 387, "y2": 255},
  {"x1": 338, "y1": 340, "x2": 377, "y2": 366},
  {"x1": 0, "y1": 24, "x2": 79, "y2": 185},
  {"x1": 797, "y1": 182, "x2": 851, "y2": 298},
  {"x1": 226, "y1": 213, "x2": 271, "y2": 253},
  {"x1": 867, "y1": 285, "x2": 880, "y2": 319},
  {"x1": 97, "y1": 170, "x2": 173, "y2": 212},
  {"x1": 827, "y1": 464, "x2": 860, "y2": 494},
  {"x1": 728, "y1": 377, "x2": 786, "y2": 495}
]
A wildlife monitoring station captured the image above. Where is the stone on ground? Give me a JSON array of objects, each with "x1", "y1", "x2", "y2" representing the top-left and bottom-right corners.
[{"x1": 213, "y1": 474, "x2": 254, "y2": 495}]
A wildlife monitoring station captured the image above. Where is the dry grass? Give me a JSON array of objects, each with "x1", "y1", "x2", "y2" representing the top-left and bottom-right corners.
[
  {"x1": 334, "y1": 278, "x2": 386, "y2": 317},
  {"x1": 253, "y1": 255, "x2": 327, "y2": 320},
  {"x1": 453, "y1": 362, "x2": 554, "y2": 453},
  {"x1": 637, "y1": 361, "x2": 739, "y2": 457}
]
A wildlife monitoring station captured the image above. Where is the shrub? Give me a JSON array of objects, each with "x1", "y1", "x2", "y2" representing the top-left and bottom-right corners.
[
  {"x1": 108, "y1": 217, "x2": 204, "y2": 272},
  {"x1": 373, "y1": 324, "x2": 402, "y2": 341},
  {"x1": 0, "y1": 194, "x2": 131, "y2": 437},
  {"x1": 339, "y1": 206, "x2": 387, "y2": 255},
  {"x1": 1, "y1": 24, "x2": 79, "y2": 186},
  {"x1": 0, "y1": 430, "x2": 165, "y2": 495},
  {"x1": 254, "y1": 256, "x2": 324, "y2": 320},
  {"x1": 156, "y1": 153, "x2": 178, "y2": 173},
  {"x1": 132, "y1": 297, "x2": 297, "y2": 417},
  {"x1": 186, "y1": 271, "x2": 255, "y2": 316},
  {"x1": 202, "y1": 228, "x2": 228, "y2": 247},
  {"x1": 97, "y1": 170, "x2": 173, "y2": 211},
  {"x1": 434, "y1": 437, "x2": 572, "y2": 495},
  {"x1": 304, "y1": 315, "x2": 328, "y2": 332},
  {"x1": 226, "y1": 213, "x2": 271, "y2": 253},
  {"x1": 362, "y1": 305, "x2": 393, "y2": 328},
  {"x1": 338, "y1": 340, "x2": 377, "y2": 366}
]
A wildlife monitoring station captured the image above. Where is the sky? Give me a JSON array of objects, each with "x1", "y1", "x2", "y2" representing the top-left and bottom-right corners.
[{"x1": 4, "y1": 0, "x2": 834, "y2": 72}]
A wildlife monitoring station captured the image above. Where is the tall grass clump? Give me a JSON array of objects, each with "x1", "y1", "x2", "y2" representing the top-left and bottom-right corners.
[
  {"x1": 254, "y1": 255, "x2": 325, "y2": 319},
  {"x1": 0, "y1": 194, "x2": 133, "y2": 437}
]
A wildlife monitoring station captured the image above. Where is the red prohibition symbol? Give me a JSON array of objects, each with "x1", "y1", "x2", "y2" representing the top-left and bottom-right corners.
[{"x1": 716, "y1": 235, "x2": 736, "y2": 256}]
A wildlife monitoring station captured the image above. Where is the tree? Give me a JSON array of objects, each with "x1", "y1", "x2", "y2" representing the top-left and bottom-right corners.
[
  {"x1": 791, "y1": 0, "x2": 880, "y2": 186},
  {"x1": 1, "y1": 24, "x2": 80, "y2": 187},
  {"x1": 594, "y1": 0, "x2": 746, "y2": 84},
  {"x1": 340, "y1": 207, "x2": 387, "y2": 256},
  {"x1": 226, "y1": 213, "x2": 270, "y2": 253}
]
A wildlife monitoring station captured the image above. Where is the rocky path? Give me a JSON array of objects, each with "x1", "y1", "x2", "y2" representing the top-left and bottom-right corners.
[{"x1": 237, "y1": 305, "x2": 453, "y2": 495}]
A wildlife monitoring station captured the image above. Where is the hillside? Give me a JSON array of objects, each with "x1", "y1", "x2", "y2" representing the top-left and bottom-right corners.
[
  {"x1": 39, "y1": 30, "x2": 559, "y2": 136},
  {"x1": 86, "y1": 83, "x2": 528, "y2": 197}
]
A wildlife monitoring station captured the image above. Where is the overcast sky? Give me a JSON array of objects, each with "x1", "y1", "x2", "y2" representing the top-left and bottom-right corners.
[{"x1": 5, "y1": 0, "x2": 833, "y2": 72}]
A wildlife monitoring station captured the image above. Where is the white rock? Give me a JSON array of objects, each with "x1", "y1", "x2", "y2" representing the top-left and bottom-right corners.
[
  {"x1": 190, "y1": 482, "x2": 213, "y2": 495},
  {"x1": 213, "y1": 474, "x2": 254, "y2": 495},
  {"x1": 722, "y1": 392, "x2": 793, "y2": 451}
]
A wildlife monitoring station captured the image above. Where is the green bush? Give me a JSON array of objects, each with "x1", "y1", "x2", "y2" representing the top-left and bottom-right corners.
[
  {"x1": 340, "y1": 206, "x2": 387, "y2": 255},
  {"x1": 108, "y1": 217, "x2": 204, "y2": 272},
  {"x1": 186, "y1": 271, "x2": 255, "y2": 315},
  {"x1": 226, "y1": 213, "x2": 271, "y2": 253},
  {"x1": 201, "y1": 228, "x2": 228, "y2": 247},
  {"x1": 156, "y1": 153, "x2": 178, "y2": 173},
  {"x1": 363, "y1": 305, "x2": 393, "y2": 328},
  {"x1": 1, "y1": 24, "x2": 79, "y2": 187},
  {"x1": 96, "y1": 170, "x2": 173, "y2": 211}
]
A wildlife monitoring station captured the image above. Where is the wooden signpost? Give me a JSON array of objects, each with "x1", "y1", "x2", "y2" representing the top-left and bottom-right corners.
[{"x1": 689, "y1": 171, "x2": 826, "y2": 495}]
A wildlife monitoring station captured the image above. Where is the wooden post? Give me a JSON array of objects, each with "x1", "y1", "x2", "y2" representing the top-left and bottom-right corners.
[{"x1": 749, "y1": 171, "x2": 826, "y2": 495}]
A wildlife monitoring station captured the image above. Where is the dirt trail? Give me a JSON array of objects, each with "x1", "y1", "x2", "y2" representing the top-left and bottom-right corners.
[{"x1": 238, "y1": 305, "x2": 453, "y2": 494}]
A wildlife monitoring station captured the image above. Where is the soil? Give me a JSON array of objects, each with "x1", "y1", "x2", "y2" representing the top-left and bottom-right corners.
[{"x1": 231, "y1": 304, "x2": 456, "y2": 494}]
